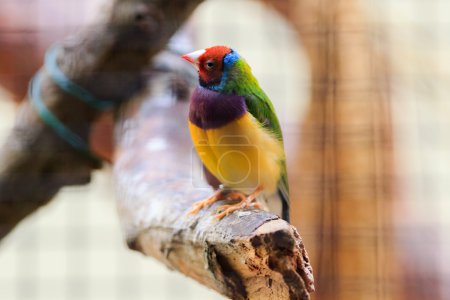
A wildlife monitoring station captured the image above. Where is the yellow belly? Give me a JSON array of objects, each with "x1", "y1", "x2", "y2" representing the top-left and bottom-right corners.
[{"x1": 189, "y1": 113, "x2": 284, "y2": 194}]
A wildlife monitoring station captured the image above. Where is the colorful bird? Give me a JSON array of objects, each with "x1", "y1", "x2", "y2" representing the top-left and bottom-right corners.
[{"x1": 182, "y1": 46, "x2": 289, "y2": 221}]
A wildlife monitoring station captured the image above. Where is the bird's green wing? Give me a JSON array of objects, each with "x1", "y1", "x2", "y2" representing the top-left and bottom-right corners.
[{"x1": 244, "y1": 90, "x2": 290, "y2": 221}]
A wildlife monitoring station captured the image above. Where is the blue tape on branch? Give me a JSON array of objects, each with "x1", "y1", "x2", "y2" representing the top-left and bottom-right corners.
[
  {"x1": 44, "y1": 45, "x2": 114, "y2": 110},
  {"x1": 29, "y1": 71, "x2": 101, "y2": 162}
]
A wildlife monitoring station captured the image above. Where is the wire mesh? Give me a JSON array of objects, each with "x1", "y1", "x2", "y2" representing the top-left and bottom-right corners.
[{"x1": 0, "y1": 0, "x2": 450, "y2": 299}]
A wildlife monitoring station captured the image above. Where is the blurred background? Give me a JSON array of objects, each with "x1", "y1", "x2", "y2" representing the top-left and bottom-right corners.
[{"x1": 1, "y1": 0, "x2": 449, "y2": 299}]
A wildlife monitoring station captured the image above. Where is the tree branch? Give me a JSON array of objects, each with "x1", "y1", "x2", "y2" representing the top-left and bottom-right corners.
[
  {"x1": 0, "y1": 0, "x2": 203, "y2": 240},
  {"x1": 114, "y1": 98, "x2": 315, "y2": 299}
]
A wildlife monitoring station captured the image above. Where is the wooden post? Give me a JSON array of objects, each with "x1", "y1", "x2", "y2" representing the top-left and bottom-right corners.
[{"x1": 263, "y1": 0, "x2": 396, "y2": 299}]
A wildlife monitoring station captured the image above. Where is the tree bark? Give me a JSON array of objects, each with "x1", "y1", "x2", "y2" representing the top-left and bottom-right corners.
[{"x1": 114, "y1": 95, "x2": 315, "y2": 299}]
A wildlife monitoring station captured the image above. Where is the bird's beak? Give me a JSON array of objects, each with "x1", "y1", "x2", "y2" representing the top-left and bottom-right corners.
[{"x1": 181, "y1": 49, "x2": 206, "y2": 70}]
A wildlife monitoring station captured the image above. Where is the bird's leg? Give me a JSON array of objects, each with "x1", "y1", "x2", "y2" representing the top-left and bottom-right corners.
[
  {"x1": 214, "y1": 186, "x2": 264, "y2": 220},
  {"x1": 188, "y1": 189, "x2": 229, "y2": 215},
  {"x1": 224, "y1": 191, "x2": 247, "y2": 201}
]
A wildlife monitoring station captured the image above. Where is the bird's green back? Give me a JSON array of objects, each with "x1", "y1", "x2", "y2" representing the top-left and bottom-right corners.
[
  {"x1": 221, "y1": 59, "x2": 283, "y2": 138},
  {"x1": 221, "y1": 57, "x2": 290, "y2": 219}
]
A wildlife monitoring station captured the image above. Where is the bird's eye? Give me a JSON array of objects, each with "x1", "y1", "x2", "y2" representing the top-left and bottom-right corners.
[{"x1": 205, "y1": 60, "x2": 215, "y2": 70}]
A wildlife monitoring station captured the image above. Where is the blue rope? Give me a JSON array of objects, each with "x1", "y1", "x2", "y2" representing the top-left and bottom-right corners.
[
  {"x1": 29, "y1": 71, "x2": 100, "y2": 162},
  {"x1": 44, "y1": 45, "x2": 114, "y2": 110}
]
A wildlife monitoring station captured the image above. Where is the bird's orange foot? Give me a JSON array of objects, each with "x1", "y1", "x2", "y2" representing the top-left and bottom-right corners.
[
  {"x1": 188, "y1": 189, "x2": 227, "y2": 215},
  {"x1": 214, "y1": 186, "x2": 264, "y2": 220}
]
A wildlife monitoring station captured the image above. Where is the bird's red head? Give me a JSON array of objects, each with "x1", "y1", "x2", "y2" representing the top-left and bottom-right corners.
[{"x1": 182, "y1": 46, "x2": 233, "y2": 87}]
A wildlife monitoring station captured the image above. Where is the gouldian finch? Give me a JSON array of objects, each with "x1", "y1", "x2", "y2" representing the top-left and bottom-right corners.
[{"x1": 182, "y1": 46, "x2": 289, "y2": 221}]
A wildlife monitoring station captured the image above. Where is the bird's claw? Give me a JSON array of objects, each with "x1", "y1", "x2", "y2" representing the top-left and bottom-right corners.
[
  {"x1": 214, "y1": 196, "x2": 262, "y2": 220},
  {"x1": 189, "y1": 187, "x2": 264, "y2": 220},
  {"x1": 188, "y1": 189, "x2": 228, "y2": 215}
]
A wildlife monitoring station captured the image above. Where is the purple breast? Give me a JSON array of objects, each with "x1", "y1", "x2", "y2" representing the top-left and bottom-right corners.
[{"x1": 189, "y1": 86, "x2": 247, "y2": 129}]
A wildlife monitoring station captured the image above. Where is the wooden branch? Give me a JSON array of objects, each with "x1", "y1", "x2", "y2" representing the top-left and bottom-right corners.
[
  {"x1": 114, "y1": 97, "x2": 314, "y2": 299},
  {"x1": 0, "y1": 0, "x2": 203, "y2": 240}
]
